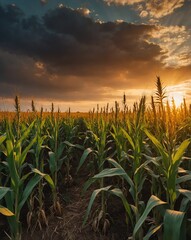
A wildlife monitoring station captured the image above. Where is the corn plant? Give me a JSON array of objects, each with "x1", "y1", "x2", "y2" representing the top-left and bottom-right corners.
[
  {"x1": 77, "y1": 118, "x2": 113, "y2": 233},
  {"x1": 2, "y1": 121, "x2": 54, "y2": 240},
  {"x1": 48, "y1": 116, "x2": 65, "y2": 215},
  {"x1": 144, "y1": 129, "x2": 191, "y2": 209},
  {"x1": 27, "y1": 119, "x2": 51, "y2": 231},
  {"x1": 81, "y1": 97, "x2": 161, "y2": 239},
  {"x1": 133, "y1": 128, "x2": 191, "y2": 239}
]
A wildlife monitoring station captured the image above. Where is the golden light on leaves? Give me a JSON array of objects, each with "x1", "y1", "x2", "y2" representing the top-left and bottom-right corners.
[{"x1": 0, "y1": 206, "x2": 14, "y2": 216}]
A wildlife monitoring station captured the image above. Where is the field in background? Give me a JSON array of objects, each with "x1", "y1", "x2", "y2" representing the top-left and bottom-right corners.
[{"x1": 0, "y1": 78, "x2": 191, "y2": 240}]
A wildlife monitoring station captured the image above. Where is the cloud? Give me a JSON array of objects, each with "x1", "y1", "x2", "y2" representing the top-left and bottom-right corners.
[
  {"x1": 0, "y1": 5, "x2": 161, "y2": 73},
  {"x1": 77, "y1": 7, "x2": 91, "y2": 16},
  {"x1": 104, "y1": 0, "x2": 185, "y2": 19},
  {"x1": 139, "y1": 10, "x2": 148, "y2": 18},
  {"x1": 104, "y1": 0, "x2": 142, "y2": 5},
  {"x1": 148, "y1": 25, "x2": 191, "y2": 67},
  {"x1": 166, "y1": 79, "x2": 191, "y2": 105},
  {"x1": 40, "y1": 0, "x2": 48, "y2": 5},
  {"x1": 0, "y1": 3, "x2": 191, "y2": 108},
  {"x1": 144, "y1": 0, "x2": 185, "y2": 19}
]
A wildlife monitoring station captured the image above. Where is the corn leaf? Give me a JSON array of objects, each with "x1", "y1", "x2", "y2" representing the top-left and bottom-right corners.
[
  {"x1": 64, "y1": 141, "x2": 84, "y2": 150},
  {"x1": 143, "y1": 224, "x2": 163, "y2": 240},
  {"x1": 177, "y1": 188, "x2": 191, "y2": 201},
  {"x1": 0, "y1": 134, "x2": 6, "y2": 145},
  {"x1": 83, "y1": 186, "x2": 112, "y2": 226},
  {"x1": 48, "y1": 151, "x2": 57, "y2": 174},
  {"x1": 163, "y1": 210, "x2": 186, "y2": 240},
  {"x1": 6, "y1": 140, "x2": 20, "y2": 187},
  {"x1": 144, "y1": 129, "x2": 169, "y2": 170},
  {"x1": 107, "y1": 158, "x2": 135, "y2": 198},
  {"x1": 180, "y1": 197, "x2": 190, "y2": 212},
  {"x1": 172, "y1": 139, "x2": 191, "y2": 164},
  {"x1": 0, "y1": 205, "x2": 14, "y2": 216},
  {"x1": 121, "y1": 128, "x2": 135, "y2": 150},
  {"x1": 109, "y1": 188, "x2": 133, "y2": 224},
  {"x1": 0, "y1": 187, "x2": 11, "y2": 200},
  {"x1": 18, "y1": 174, "x2": 42, "y2": 211},
  {"x1": 20, "y1": 135, "x2": 37, "y2": 165},
  {"x1": 93, "y1": 168, "x2": 126, "y2": 178},
  {"x1": 16, "y1": 121, "x2": 34, "y2": 148},
  {"x1": 32, "y1": 168, "x2": 55, "y2": 189},
  {"x1": 77, "y1": 148, "x2": 93, "y2": 172},
  {"x1": 177, "y1": 174, "x2": 191, "y2": 184},
  {"x1": 82, "y1": 178, "x2": 97, "y2": 193},
  {"x1": 133, "y1": 195, "x2": 167, "y2": 238}
]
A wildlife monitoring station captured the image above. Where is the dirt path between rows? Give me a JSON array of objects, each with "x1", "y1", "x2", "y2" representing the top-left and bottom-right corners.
[{"x1": 22, "y1": 175, "x2": 126, "y2": 240}]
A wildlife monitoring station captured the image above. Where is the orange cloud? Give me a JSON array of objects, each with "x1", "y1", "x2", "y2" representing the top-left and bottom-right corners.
[
  {"x1": 104, "y1": 0, "x2": 142, "y2": 5},
  {"x1": 105, "y1": 0, "x2": 185, "y2": 19}
]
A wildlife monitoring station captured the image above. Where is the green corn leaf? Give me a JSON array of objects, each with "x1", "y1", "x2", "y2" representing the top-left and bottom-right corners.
[
  {"x1": 163, "y1": 210, "x2": 186, "y2": 240},
  {"x1": 177, "y1": 188, "x2": 191, "y2": 202},
  {"x1": 172, "y1": 139, "x2": 191, "y2": 164},
  {"x1": 57, "y1": 143, "x2": 65, "y2": 159},
  {"x1": 44, "y1": 175, "x2": 55, "y2": 190},
  {"x1": 121, "y1": 128, "x2": 135, "y2": 150},
  {"x1": 144, "y1": 129, "x2": 169, "y2": 170},
  {"x1": 6, "y1": 140, "x2": 20, "y2": 187},
  {"x1": 18, "y1": 174, "x2": 42, "y2": 211},
  {"x1": 133, "y1": 195, "x2": 167, "y2": 238},
  {"x1": 63, "y1": 141, "x2": 76, "y2": 148},
  {"x1": 32, "y1": 168, "x2": 55, "y2": 189},
  {"x1": 138, "y1": 175, "x2": 147, "y2": 194},
  {"x1": 109, "y1": 188, "x2": 133, "y2": 224},
  {"x1": 83, "y1": 185, "x2": 112, "y2": 226},
  {"x1": 143, "y1": 224, "x2": 163, "y2": 240},
  {"x1": 16, "y1": 121, "x2": 35, "y2": 149},
  {"x1": 20, "y1": 172, "x2": 32, "y2": 186},
  {"x1": 4, "y1": 190, "x2": 14, "y2": 213},
  {"x1": 177, "y1": 174, "x2": 191, "y2": 184},
  {"x1": 180, "y1": 197, "x2": 190, "y2": 212},
  {"x1": 0, "y1": 134, "x2": 6, "y2": 145},
  {"x1": 110, "y1": 131, "x2": 119, "y2": 146},
  {"x1": 0, "y1": 187, "x2": 11, "y2": 200},
  {"x1": 93, "y1": 168, "x2": 126, "y2": 178},
  {"x1": 6, "y1": 139, "x2": 13, "y2": 156},
  {"x1": 58, "y1": 156, "x2": 66, "y2": 170},
  {"x1": 20, "y1": 135, "x2": 37, "y2": 165},
  {"x1": 48, "y1": 151, "x2": 57, "y2": 174},
  {"x1": 0, "y1": 205, "x2": 14, "y2": 216},
  {"x1": 107, "y1": 158, "x2": 135, "y2": 197},
  {"x1": 82, "y1": 178, "x2": 97, "y2": 194},
  {"x1": 77, "y1": 148, "x2": 93, "y2": 172},
  {"x1": 0, "y1": 143, "x2": 7, "y2": 156},
  {"x1": 134, "y1": 158, "x2": 158, "y2": 175}
]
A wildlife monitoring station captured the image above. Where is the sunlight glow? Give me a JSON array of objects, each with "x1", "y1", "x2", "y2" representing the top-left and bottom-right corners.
[{"x1": 167, "y1": 91, "x2": 184, "y2": 107}]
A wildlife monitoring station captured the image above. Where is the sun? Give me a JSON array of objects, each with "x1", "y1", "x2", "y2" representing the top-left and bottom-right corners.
[{"x1": 167, "y1": 91, "x2": 184, "y2": 108}]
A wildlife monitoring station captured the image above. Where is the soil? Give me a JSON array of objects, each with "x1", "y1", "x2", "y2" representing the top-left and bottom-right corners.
[{"x1": 18, "y1": 172, "x2": 129, "y2": 240}]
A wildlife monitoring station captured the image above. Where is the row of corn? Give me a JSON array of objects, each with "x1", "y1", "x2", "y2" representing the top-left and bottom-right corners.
[{"x1": 0, "y1": 79, "x2": 191, "y2": 239}]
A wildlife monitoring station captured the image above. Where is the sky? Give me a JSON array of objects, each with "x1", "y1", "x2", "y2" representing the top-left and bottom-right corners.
[{"x1": 0, "y1": 0, "x2": 191, "y2": 111}]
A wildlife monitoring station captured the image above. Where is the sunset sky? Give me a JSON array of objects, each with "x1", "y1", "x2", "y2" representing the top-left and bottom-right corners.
[{"x1": 0, "y1": 0, "x2": 191, "y2": 111}]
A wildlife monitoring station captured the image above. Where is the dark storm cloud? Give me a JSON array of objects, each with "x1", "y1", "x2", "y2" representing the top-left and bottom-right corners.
[
  {"x1": 0, "y1": 4, "x2": 160, "y2": 63},
  {"x1": 0, "y1": 3, "x2": 190, "y2": 103},
  {"x1": 40, "y1": 0, "x2": 48, "y2": 5}
]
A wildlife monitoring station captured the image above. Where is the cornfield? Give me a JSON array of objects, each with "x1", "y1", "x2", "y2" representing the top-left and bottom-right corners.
[{"x1": 0, "y1": 78, "x2": 191, "y2": 240}]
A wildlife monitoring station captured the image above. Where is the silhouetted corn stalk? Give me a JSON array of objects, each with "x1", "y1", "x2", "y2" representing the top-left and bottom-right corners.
[{"x1": 14, "y1": 95, "x2": 20, "y2": 139}]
